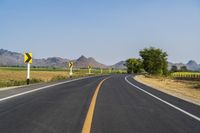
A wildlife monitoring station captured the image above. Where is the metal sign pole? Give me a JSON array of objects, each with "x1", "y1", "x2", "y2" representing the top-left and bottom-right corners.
[
  {"x1": 27, "y1": 63, "x2": 30, "y2": 85},
  {"x1": 68, "y1": 62, "x2": 73, "y2": 78},
  {"x1": 89, "y1": 68, "x2": 91, "y2": 74},
  {"x1": 69, "y1": 67, "x2": 73, "y2": 78},
  {"x1": 24, "y1": 52, "x2": 32, "y2": 85}
]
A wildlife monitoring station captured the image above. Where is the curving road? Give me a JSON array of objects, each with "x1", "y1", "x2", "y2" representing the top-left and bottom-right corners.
[{"x1": 0, "y1": 74, "x2": 199, "y2": 133}]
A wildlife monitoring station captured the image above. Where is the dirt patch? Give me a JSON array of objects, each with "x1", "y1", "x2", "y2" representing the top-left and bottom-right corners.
[{"x1": 135, "y1": 75, "x2": 200, "y2": 106}]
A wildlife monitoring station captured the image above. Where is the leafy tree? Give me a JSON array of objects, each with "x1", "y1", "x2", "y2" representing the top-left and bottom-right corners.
[
  {"x1": 180, "y1": 66, "x2": 188, "y2": 72},
  {"x1": 139, "y1": 47, "x2": 168, "y2": 75},
  {"x1": 171, "y1": 65, "x2": 178, "y2": 72},
  {"x1": 125, "y1": 58, "x2": 142, "y2": 74}
]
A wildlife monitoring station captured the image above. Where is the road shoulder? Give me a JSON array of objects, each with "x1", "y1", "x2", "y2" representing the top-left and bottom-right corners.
[{"x1": 134, "y1": 75, "x2": 200, "y2": 106}]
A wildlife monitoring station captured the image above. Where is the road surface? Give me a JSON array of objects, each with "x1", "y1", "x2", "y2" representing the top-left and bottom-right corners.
[{"x1": 0, "y1": 74, "x2": 199, "y2": 133}]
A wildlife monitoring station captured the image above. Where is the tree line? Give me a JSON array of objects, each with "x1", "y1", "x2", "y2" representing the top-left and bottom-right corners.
[{"x1": 125, "y1": 47, "x2": 168, "y2": 76}]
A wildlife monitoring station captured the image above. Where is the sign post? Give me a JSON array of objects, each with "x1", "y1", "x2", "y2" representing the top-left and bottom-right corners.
[
  {"x1": 88, "y1": 65, "x2": 92, "y2": 74},
  {"x1": 68, "y1": 62, "x2": 73, "y2": 78},
  {"x1": 24, "y1": 53, "x2": 32, "y2": 85},
  {"x1": 109, "y1": 68, "x2": 111, "y2": 73},
  {"x1": 27, "y1": 63, "x2": 30, "y2": 84}
]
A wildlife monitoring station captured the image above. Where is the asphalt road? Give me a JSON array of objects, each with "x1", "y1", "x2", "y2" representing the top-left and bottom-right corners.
[
  {"x1": 0, "y1": 76, "x2": 107, "y2": 133},
  {"x1": 0, "y1": 74, "x2": 200, "y2": 133}
]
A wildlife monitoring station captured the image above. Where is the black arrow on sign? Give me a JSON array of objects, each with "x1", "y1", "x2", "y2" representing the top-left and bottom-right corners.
[{"x1": 25, "y1": 53, "x2": 32, "y2": 63}]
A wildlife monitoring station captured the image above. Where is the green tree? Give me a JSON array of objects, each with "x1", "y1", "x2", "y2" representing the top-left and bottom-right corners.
[
  {"x1": 125, "y1": 58, "x2": 142, "y2": 74},
  {"x1": 180, "y1": 66, "x2": 188, "y2": 72},
  {"x1": 139, "y1": 47, "x2": 168, "y2": 75},
  {"x1": 171, "y1": 65, "x2": 178, "y2": 72}
]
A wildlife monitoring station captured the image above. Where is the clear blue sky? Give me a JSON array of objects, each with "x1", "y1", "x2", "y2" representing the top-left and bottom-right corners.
[{"x1": 0, "y1": 0, "x2": 200, "y2": 65}]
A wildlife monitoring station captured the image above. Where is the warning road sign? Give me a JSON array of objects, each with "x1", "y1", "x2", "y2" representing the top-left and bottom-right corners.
[
  {"x1": 88, "y1": 65, "x2": 92, "y2": 69},
  {"x1": 68, "y1": 62, "x2": 73, "y2": 68},
  {"x1": 24, "y1": 52, "x2": 32, "y2": 85},
  {"x1": 24, "y1": 53, "x2": 32, "y2": 64},
  {"x1": 68, "y1": 62, "x2": 73, "y2": 77}
]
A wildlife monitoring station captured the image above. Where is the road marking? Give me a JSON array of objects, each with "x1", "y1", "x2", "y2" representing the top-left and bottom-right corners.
[
  {"x1": 125, "y1": 75, "x2": 200, "y2": 122},
  {"x1": 0, "y1": 76, "x2": 102, "y2": 102},
  {"x1": 82, "y1": 77, "x2": 109, "y2": 133}
]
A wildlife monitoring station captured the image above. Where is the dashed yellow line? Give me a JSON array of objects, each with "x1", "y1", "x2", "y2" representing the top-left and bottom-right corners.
[{"x1": 82, "y1": 77, "x2": 109, "y2": 133}]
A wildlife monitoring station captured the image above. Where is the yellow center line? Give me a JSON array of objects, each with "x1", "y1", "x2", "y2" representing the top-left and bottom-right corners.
[{"x1": 82, "y1": 77, "x2": 109, "y2": 133}]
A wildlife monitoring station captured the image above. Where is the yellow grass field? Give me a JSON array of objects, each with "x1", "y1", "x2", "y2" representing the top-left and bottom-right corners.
[
  {"x1": 135, "y1": 75, "x2": 200, "y2": 105},
  {"x1": 0, "y1": 70, "x2": 68, "y2": 82},
  {"x1": 0, "y1": 68, "x2": 70, "y2": 88},
  {"x1": 0, "y1": 67, "x2": 125, "y2": 88}
]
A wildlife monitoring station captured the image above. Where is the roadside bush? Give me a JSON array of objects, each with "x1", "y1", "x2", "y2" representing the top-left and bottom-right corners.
[
  {"x1": 30, "y1": 78, "x2": 43, "y2": 84},
  {"x1": 193, "y1": 83, "x2": 200, "y2": 89},
  {"x1": 0, "y1": 78, "x2": 43, "y2": 88},
  {"x1": 51, "y1": 75, "x2": 66, "y2": 81}
]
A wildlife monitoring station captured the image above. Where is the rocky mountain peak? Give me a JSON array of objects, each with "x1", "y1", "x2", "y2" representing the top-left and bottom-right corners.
[
  {"x1": 186, "y1": 60, "x2": 199, "y2": 71},
  {"x1": 77, "y1": 55, "x2": 87, "y2": 61},
  {"x1": 187, "y1": 60, "x2": 197, "y2": 65}
]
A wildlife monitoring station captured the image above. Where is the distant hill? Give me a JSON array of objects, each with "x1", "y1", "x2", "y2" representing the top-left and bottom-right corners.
[
  {"x1": 168, "y1": 62, "x2": 185, "y2": 70},
  {"x1": 1, "y1": 49, "x2": 200, "y2": 71},
  {"x1": 168, "y1": 60, "x2": 200, "y2": 71},
  {"x1": 0, "y1": 49, "x2": 69, "y2": 67},
  {"x1": 33, "y1": 57, "x2": 69, "y2": 67},
  {"x1": 186, "y1": 60, "x2": 200, "y2": 71},
  {"x1": 0, "y1": 49, "x2": 24, "y2": 66},
  {"x1": 111, "y1": 61, "x2": 126, "y2": 69},
  {"x1": 0, "y1": 49, "x2": 107, "y2": 68},
  {"x1": 74, "y1": 55, "x2": 107, "y2": 68}
]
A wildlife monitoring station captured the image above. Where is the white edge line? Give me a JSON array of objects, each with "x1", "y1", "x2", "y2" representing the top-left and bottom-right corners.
[
  {"x1": 0, "y1": 76, "x2": 100, "y2": 102},
  {"x1": 125, "y1": 75, "x2": 200, "y2": 122}
]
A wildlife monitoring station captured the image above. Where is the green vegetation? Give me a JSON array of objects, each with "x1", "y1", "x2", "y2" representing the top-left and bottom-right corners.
[
  {"x1": 170, "y1": 65, "x2": 189, "y2": 73},
  {"x1": 170, "y1": 65, "x2": 178, "y2": 72},
  {"x1": 171, "y1": 72, "x2": 200, "y2": 81},
  {"x1": 125, "y1": 58, "x2": 142, "y2": 74},
  {"x1": 0, "y1": 78, "x2": 42, "y2": 88},
  {"x1": 139, "y1": 47, "x2": 168, "y2": 75},
  {"x1": 194, "y1": 83, "x2": 200, "y2": 89},
  {"x1": 125, "y1": 47, "x2": 168, "y2": 76},
  {"x1": 180, "y1": 66, "x2": 188, "y2": 72},
  {"x1": 50, "y1": 75, "x2": 66, "y2": 81}
]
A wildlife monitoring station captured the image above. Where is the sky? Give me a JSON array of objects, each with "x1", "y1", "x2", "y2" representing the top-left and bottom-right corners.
[{"x1": 0, "y1": 0, "x2": 200, "y2": 65}]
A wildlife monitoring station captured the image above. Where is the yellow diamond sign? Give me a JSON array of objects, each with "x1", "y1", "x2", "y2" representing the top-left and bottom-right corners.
[
  {"x1": 68, "y1": 62, "x2": 73, "y2": 68},
  {"x1": 24, "y1": 53, "x2": 32, "y2": 64}
]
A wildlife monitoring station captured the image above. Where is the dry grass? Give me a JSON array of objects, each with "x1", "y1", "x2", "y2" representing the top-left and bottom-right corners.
[
  {"x1": 135, "y1": 75, "x2": 200, "y2": 105},
  {"x1": 0, "y1": 69, "x2": 68, "y2": 82},
  {"x1": 0, "y1": 67, "x2": 125, "y2": 88}
]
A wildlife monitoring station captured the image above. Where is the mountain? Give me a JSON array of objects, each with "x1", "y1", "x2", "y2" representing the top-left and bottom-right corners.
[
  {"x1": 168, "y1": 62, "x2": 185, "y2": 70},
  {"x1": 0, "y1": 49, "x2": 69, "y2": 67},
  {"x1": 74, "y1": 55, "x2": 107, "y2": 68},
  {"x1": 0, "y1": 49, "x2": 107, "y2": 68},
  {"x1": 0, "y1": 49, "x2": 24, "y2": 66},
  {"x1": 186, "y1": 60, "x2": 200, "y2": 71},
  {"x1": 1, "y1": 49, "x2": 200, "y2": 70},
  {"x1": 111, "y1": 61, "x2": 126, "y2": 69},
  {"x1": 33, "y1": 57, "x2": 69, "y2": 67},
  {"x1": 168, "y1": 60, "x2": 200, "y2": 71}
]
